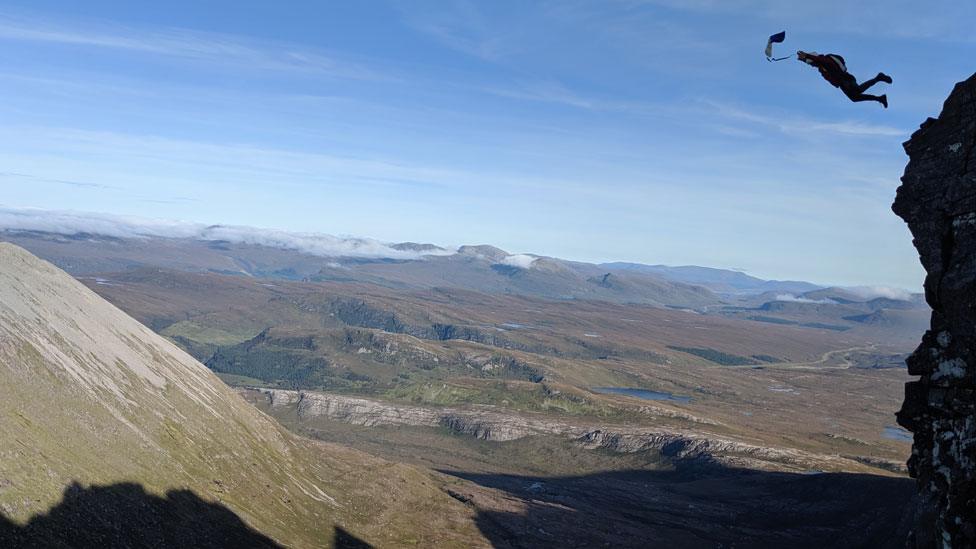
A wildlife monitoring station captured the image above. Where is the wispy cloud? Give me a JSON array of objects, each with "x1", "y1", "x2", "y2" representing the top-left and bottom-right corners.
[
  {"x1": 621, "y1": 0, "x2": 976, "y2": 43},
  {"x1": 704, "y1": 100, "x2": 907, "y2": 137},
  {"x1": 404, "y1": 0, "x2": 724, "y2": 68},
  {"x1": 0, "y1": 124, "x2": 624, "y2": 200},
  {"x1": 0, "y1": 171, "x2": 117, "y2": 189},
  {"x1": 801, "y1": 121, "x2": 906, "y2": 137},
  {"x1": 397, "y1": 0, "x2": 513, "y2": 62},
  {"x1": 137, "y1": 196, "x2": 199, "y2": 205},
  {"x1": 481, "y1": 80, "x2": 600, "y2": 109},
  {"x1": 843, "y1": 285, "x2": 916, "y2": 301},
  {"x1": 0, "y1": 14, "x2": 382, "y2": 79},
  {"x1": 0, "y1": 206, "x2": 455, "y2": 259},
  {"x1": 476, "y1": 79, "x2": 689, "y2": 117},
  {"x1": 407, "y1": 19, "x2": 506, "y2": 62},
  {"x1": 0, "y1": 125, "x2": 476, "y2": 191},
  {"x1": 478, "y1": 79, "x2": 665, "y2": 114}
]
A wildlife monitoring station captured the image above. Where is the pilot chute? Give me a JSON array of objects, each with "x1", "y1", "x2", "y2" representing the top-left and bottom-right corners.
[{"x1": 764, "y1": 31, "x2": 790, "y2": 62}]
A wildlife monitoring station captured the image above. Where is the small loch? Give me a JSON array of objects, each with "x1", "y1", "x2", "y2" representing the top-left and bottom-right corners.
[
  {"x1": 882, "y1": 426, "x2": 912, "y2": 442},
  {"x1": 592, "y1": 387, "x2": 692, "y2": 403}
]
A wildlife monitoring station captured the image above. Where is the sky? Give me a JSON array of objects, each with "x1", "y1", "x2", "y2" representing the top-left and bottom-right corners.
[{"x1": 1, "y1": 1, "x2": 974, "y2": 289}]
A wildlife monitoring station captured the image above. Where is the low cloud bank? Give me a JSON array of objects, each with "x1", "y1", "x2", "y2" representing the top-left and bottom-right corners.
[
  {"x1": 843, "y1": 285, "x2": 915, "y2": 301},
  {"x1": 500, "y1": 254, "x2": 537, "y2": 269},
  {"x1": 775, "y1": 286, "x2": 918, "y2": 304},
  {"x1": 0, "y1": 206, "x2": 454, "y2": 260},
  {"x1": 774, "y1": 294, "x2": 837, "y2": 304}
]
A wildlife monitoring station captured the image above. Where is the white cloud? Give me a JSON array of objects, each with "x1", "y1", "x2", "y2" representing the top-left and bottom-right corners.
[
  {"x1": 500, "y1": 254, "x2": 537, "y2": 269},
  {"x1": 622, "y1": 0, "x2": 976, "y2": 43},
  {"x1": 478, "y1": 79, "x2": 668, "y2": 115},
  {"x1": 704, "y1": 100, "x2": 906, "y2": 138},
  {"x1": 0, "y1": 126, "x2": 478, "y2": 193},
  {"x1": 0, "y1": 206, "x2": 454, "y2": 260},
  {"x1": 802, "y1": 121, "x2": 906, "y2": 138},
  {"x1": 0, "y1": 15, "x2": 380, "y2": 79},
  {"x1": 0, "y1": 171, "x2": 115, "y2": 189},
  {"x1": 774, "y1": 294, "x2": 837, "y2": 304},
  {"x1": 843, "y1": 285, "x2": 914, "y2": 301}
]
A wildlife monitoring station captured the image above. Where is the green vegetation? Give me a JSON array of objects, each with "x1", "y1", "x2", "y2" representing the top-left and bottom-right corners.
[
  {"x1": 473, "y1": 353, "x2": 544, "y2": 382},
  {"x1": 161, "y1": 321, "x2": 265, "y2": 362},
  {"x1": 667, "y1": 346, "x2": 758, "y2": 366},
  {"x1": 801, "y1": 322, "x2": 850, "y2": 332},
  {"x1": 749, "y1": 315, "x2": 852, "y2": 332},
  {"x1": 207, "y1": 345, "x2": 373, "y2": 390},
  {"x1": 748, "y1": 315, "x2": 798, "y2": 325},
  {"x1": 748, "y1": 316, "x2": 850, "y2": 332},
  {"x1": 214, "y1": 372, "x2": 271, "y2": 387},
  {"x1": 280, "y1": 418, "x2": 673, "y2": 478},
  {"x1": 160, "y1": 320, "x2": 259, "y2": 346},
  {"x1": 387, "y1": 380, "x2": 625, "y2": 418},
  {"x1": 200, "y1": 325, "x2": 549, "y2": 395}
]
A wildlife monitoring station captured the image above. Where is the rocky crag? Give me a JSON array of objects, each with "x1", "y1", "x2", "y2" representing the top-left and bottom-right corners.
[
  {"x1": 251, "y1": 388, "x2": 903, "y2": 474},
  {"x1": 893, "y1": 73, "x2": 976, "y2": 547}
]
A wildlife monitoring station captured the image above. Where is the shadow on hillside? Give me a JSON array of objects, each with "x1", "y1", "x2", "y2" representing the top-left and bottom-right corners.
[
  {"x1": 442, "y1": 464, "x2": 915, "y2": 549},
  {"x1": 0, "y1": 481, "x2": 323, "y2": 548},
  {"x1": 334, "y1": 526, "x2": 374, "y2": 548}
]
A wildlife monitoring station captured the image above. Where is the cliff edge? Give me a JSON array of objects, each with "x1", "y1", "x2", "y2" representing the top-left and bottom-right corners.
[{"x1": 893, "y1": 73, "x2": 976, "y2": 547}]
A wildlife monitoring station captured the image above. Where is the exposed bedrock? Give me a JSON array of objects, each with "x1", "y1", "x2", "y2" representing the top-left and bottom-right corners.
[
  {"x1": 253, "y1": 388, "x2": 900, "y2": 474},
  {"x1": 893, "y1": 73, "x2": 976, "y2": 548}
]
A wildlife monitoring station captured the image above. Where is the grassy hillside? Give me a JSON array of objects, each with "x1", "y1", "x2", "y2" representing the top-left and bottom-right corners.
[{"x1": 0, "y1": 243, "x2": 488, "y2": 547}]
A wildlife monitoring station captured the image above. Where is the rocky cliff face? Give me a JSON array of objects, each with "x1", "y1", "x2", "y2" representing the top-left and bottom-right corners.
[
  {"x1": 254, "y1": 388, "x2": 899, "y2": 473},
  {"x1": 893, "y1": 73, "x2": 976, "y2": 547}
]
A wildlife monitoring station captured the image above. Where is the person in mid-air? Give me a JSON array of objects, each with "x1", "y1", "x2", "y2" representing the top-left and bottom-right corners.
[{"x1": 797, "y1": 51, "x2": 892, "y2": 108}]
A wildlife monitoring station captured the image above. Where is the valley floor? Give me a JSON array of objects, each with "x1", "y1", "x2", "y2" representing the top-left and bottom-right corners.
[{"x1": 243, "y1": 390, "x2": 914, "y2": 549}]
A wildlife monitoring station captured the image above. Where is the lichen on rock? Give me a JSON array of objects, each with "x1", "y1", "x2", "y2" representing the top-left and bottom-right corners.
[{"x1": 893, "y1": 72, "x2": 976, "y2": 548}]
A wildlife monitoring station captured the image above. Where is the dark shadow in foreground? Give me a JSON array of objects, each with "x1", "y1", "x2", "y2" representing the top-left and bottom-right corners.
[
  {"x1": 334, "y1": 526, "x2": 374, "y2": 548},
  {"x1": 443, "y1": 464, "x2": 915, "y2": 549},
  {"x1": 0, "y1": 481, "x2": 281, "y2": 548}
]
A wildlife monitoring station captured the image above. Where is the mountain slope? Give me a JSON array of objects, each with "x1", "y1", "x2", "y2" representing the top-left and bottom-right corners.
[
  {"x1": 0, "y1": 243, "x2": 486, "y2": 547},
  {"x1": 313, "y1": 251, "x2": 722, "y2": 308},
  {"x1": 601, "y1": 263, "x2": 821, "y2": 295}
]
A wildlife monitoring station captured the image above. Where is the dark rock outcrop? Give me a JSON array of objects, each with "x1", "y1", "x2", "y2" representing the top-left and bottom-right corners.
[{"x1": 893, "y1": 73, "x2": 976, "y2": 548}]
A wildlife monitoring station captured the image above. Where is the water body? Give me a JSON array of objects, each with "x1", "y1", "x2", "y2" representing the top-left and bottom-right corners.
[
  {"x1": 883, "y1": 426, "x2": 913, "y2": 442},
  {"x1": 592, "y1": 387, "x2": 692, "y2": 403}
]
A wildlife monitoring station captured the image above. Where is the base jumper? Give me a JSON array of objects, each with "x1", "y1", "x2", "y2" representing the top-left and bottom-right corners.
[{"x1": 797, "y1": 51, "x2": 892, "y2": 108}]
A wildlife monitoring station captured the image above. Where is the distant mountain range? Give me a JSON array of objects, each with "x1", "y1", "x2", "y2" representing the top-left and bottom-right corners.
[
  {"x1": 0, "y1": 229, "x2": 720, "y2": 309},
  {"x1": 600, "y1": 263, "x2": 822, "y2": 295},
  {"x1": 0, "y1": 207, "x2": 921, "y2": 313}
]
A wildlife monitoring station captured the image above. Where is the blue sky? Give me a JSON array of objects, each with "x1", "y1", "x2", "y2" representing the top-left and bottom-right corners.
[{"x1": 1, "y1": 1, "x2": 973, "y2": 288}]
